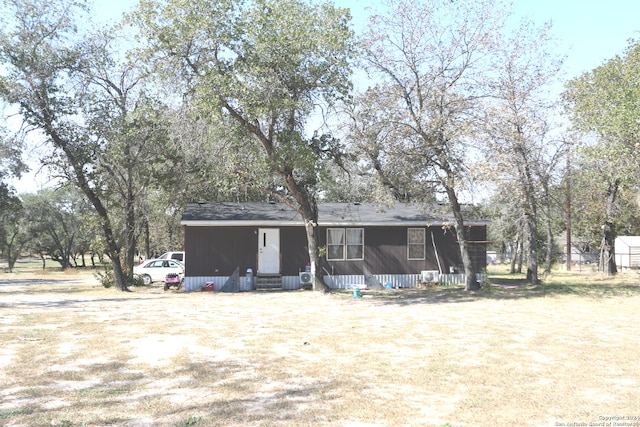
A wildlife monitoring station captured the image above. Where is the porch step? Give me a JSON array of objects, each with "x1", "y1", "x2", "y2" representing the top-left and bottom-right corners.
[{"x1": 255, "y1": 275, "x2": 283, "y2": 291}]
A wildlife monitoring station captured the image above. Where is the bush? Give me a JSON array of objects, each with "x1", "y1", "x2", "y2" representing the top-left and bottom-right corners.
[
  {"x1": 94, "y1": 268, "x2": 114, "y2": 288},
  {"x1": 94, "y1": 262, "x2": 147, "y2": 288},
  {"x1": 130, "y1": 274, "x2": 145, "y2": 287}
]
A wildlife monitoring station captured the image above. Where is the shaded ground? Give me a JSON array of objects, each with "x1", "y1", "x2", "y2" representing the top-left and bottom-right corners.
[{"x1": 1, "y1": 271, "x2": 639, "y2": 426}]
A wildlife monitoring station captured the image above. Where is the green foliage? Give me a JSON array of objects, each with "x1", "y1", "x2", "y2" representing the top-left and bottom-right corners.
[
  {"x1": 94, "y1": 267, "x2": 114, "y2": 288},
  {"x1": 0, "y1": 182, "x2": 21, "y2": 221},
  {"x1": 356, "y1": 0, "x2": 521, "y2": 288},
  {"x1": 132, "y1": 0, "x2": 356, "y2": 293},
  {"x1": 0, "y1": 406, "x2": 35, "y2": 420},
  {"x1": 0, "y1": 182, "x2": 31, "y2": 269},
  {"x1": 132, "y1": 0, "x2": 357, "y2": 193},
  {"x1": 1, "y1": 0, "x2": 191, "y2": 289},
  {"x1": 564, "y1": 39, "x2": 640, "y2": 236},
  {"x1": 134, "y1": 0, "x2": 355, "y2": 115},
  {"x1": 0, "y1": 128, "x2": 27, "y2": 181},
  {"x1": 564, "y1": 39, "x2": 640, "y2": 145},
  {"x1": 95, "y1": 260, "x2": 143, "y2": 288},
  {"x1": 20, "y1": 188, "x2": 94, "y2": 269},
  {"x1": 130, "y1": 273, "x2": 145, "y2": 287},
  {"x1": 569, "y1": 144, "x2": 640, "y2": 247},
  {"x1": 564, "y1": 40, "x2": 640, "y2": 249},
  {"x1": 181, "y1": 415, "x2": 202, "y2": 426}
]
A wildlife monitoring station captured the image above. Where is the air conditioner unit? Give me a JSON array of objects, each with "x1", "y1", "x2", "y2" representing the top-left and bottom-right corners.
[
  {"x1": 299, "y1": 271, "x2": 313, "y2": 285},
  {"x1": 421, "y1": 270, "x2": 440, "y2": 283}
]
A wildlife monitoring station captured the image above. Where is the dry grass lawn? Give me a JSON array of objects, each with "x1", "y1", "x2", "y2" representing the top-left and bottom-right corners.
[{"x1": 1, "y1": 264, "x2": 640, "y2": 427}]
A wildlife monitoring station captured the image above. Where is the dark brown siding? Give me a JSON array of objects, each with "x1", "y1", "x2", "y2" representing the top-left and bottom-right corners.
[
  {"x1": 185, "y1": 226, "x2": 257, "y2": 276},
  {"x1": 431, "y1": 227, "x2": 463, "y2": 274},
  {"x1": 185, "y1": 226, "x2": 310, "y2": 276},
  {"x1": 280, "y1": 227, "x2": 309, "y2": 275},
  {"x1": 185, "y1": 224, "x2": 486, "y2": 277},
  {"x1": 318, "y1": 226, "x2": 465, "y2": 275}
]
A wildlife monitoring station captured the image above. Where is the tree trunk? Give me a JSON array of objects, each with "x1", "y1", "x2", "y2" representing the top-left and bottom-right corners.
[
  {"x1": 222, "y1": 99, "x2": 330, "y2": 294},
  {"x1": 509, "y1": 239, "x2": 518, "y2": 274},
  {"x1": 444, "y1": 182, "x2": 479, "y2": 291},
  {"x1": 600, "y1": 221, "x2": 616, "y2": 275},
  {"x1": 143, "y1": 218, "x2": 150, "y2": 261},
  {"x1": 544, "y1": 211, "x2": 554, "y2": 275},
  {"x1": 516, "y1": 239, "x2": 523, "y2": 274},
  {"x1": 84, "y1": 192, "x2": 127, "y2": 290},
  {"x1": 7, "y1": 240, "x2": 17, "y2": 273},
  {"x1": 39, "y1": 107, "x2": 129, "y2": 290},
  {"x1": 84, "y1": 192, "x2": 127, "y2": 291},
  {"x1": 124, "y1": 188, "x2": 136, "y2": 280},
  {"x1": 499, "y1": 241, "x2": 507, "y2": 264},
  {"x1": 524, "y1": 212, "x2": 538, "y2": 284},
  {"x1": 64, "y1": 234, "x2": 75, "y2": 270},
  {"x1": 304, "y1": 221, "x2": 327, "y2": 293},
  {"x1": 600, "y1": 180, "x2": 619, "y2": 276},
  {"x1": 540, "y1": 180, "x2": 554, "y2": 275},
  {"x1": 6, "y1": 233, "x2": 20, "y2": 273},
  {"x1": 284, "y1": 172, "x2": 330, "y2": 293}
]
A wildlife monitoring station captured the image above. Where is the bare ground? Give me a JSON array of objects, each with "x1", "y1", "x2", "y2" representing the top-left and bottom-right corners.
[{"x1": 1, "y1": 273, "x2": 639, "y2": 427}]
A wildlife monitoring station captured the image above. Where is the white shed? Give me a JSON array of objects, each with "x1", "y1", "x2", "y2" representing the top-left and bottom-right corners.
[{"x1": 614, "y1": 236, "x2": 640, "y2": 268}]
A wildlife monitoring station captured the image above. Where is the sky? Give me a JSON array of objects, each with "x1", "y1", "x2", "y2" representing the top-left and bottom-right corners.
[
  {"x1": 512, "y1": 0, "x2": 640, "y2": 80},
  {"x1": 9, "y1": 0, "x2": 640, "y2": 194}
]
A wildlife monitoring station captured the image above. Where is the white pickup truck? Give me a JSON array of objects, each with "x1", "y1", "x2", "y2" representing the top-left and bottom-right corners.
[{"x1": 157, "y1": 251, "x2": 185, "y2": 263}]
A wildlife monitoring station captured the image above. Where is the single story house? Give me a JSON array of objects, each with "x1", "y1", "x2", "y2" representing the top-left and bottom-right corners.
[{"x1": 180, "y1": 201, "x2": 488, "y2": 291}]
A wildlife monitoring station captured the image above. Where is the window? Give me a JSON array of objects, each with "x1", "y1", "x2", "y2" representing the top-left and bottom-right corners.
[
  {"x1": 327, "y1": 229, "x2": 344, "y2": 260},
  {"x1": 327, "y1": 228, "x2": 364, "y2": 260},
  {"x1": 408, "y1": 228, "x2": 425, "y2": 260},
  {"x1": 346, "y1": 228, "x2": 364, "y2": 260}
]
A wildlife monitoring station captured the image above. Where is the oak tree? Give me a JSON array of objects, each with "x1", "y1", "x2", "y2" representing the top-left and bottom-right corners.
[
  {"x1": 132, "y1": 0, "x2": 356, "y2": 291},
  {"x1": 358, "y1": 0, "x2": 511, "y2": 290},
  {"x1": 482, "y1": 20, "x2": 566, "y2": 282},
  {"x1": 0, "y1": 0, "x2": 174, "y2": 289},
  {"x1": 563, "y1": 39, "x2": 640, "y2": 274}
]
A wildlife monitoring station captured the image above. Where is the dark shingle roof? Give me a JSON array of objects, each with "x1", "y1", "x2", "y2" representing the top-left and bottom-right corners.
[{"x1": 181, "y1": 202, "x2": 487, "y2": 226}]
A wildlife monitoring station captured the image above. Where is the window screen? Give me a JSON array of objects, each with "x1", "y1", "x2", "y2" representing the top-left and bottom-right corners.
[{"x1": 408, "y1": 228, "x2": 425, "y2": 260}]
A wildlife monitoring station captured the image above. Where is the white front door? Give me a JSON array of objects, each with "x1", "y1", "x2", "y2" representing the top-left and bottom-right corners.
[{"x1": 258, "y1": 228, "x2": 280, "y2": 274}]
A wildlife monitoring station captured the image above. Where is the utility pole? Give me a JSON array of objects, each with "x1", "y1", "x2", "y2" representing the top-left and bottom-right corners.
[{"x1": 566, "y1": 146, "x2": 572, "y2": 271}]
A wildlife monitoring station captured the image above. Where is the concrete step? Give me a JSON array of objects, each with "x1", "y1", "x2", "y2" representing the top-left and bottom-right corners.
[{"x1": 255, "y1": 275, "x2": 282, "y2": 291}]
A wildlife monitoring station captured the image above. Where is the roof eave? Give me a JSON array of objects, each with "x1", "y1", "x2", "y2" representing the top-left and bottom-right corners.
[{"x1": 181, "y1": 220, "x2": 488, "y2": 227}]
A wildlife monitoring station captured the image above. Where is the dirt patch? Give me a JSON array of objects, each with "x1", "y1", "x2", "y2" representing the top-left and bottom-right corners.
[{"x1": 0, "y1": 277, "x2": 639, "y2": 426}]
